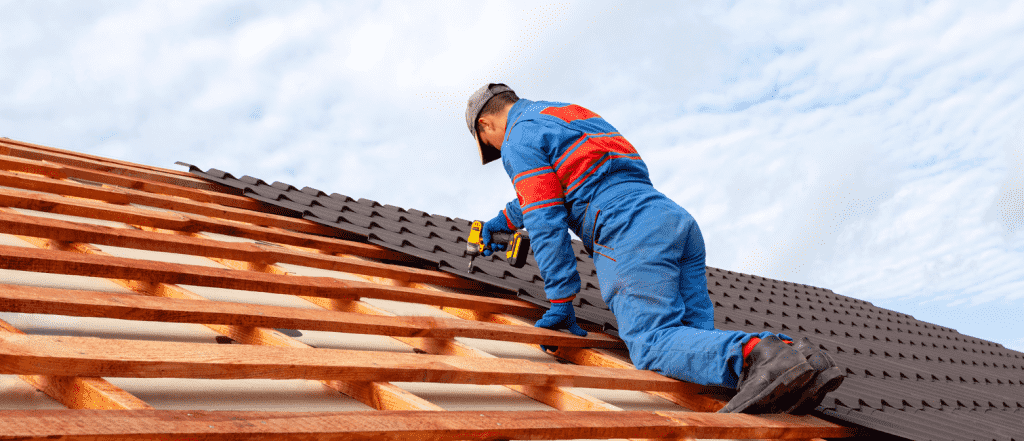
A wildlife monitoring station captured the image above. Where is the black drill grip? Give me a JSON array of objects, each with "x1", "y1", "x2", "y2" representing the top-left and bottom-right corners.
[{"x1": 490, "y1": 232, "x2": 513, "y2": 245}]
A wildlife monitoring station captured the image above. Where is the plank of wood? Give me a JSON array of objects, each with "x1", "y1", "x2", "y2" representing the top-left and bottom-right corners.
[
  {"x1": 0, "y1": 333, "x2": 691, "y2": 392},
  {"x1": 0, "y1": 318, "x2": 152, "y2": 410},
  {"x1": 0, "y1": 409, "x2": 857, "y2": 440},
  {"x1": 0, "y1": 139, "x2": 220, "y2": 190},
  {"x1": 0, "y1": 185, "x2": 190, "y2": 228},
  {"x1": 15, "y1": 234, "x2": 445, "y2": 413},
  {"x1": 0, "y1": 244, "x2": 539, "y2": 316},
  {"x1": 0, "y1": 283, "x2": 622, "y2": 348},
  {"x1": 0, "y1": 185, "x2": 406, "y2": 260},
  {"x1": 346, "y1": 277, "x2": 640, "y2": 413},
  {"x1": 0, "y1": 209, "x2": 479, "y2": 289},
  {"x1": 435, "y1": 304, "x2": 737, "y2": 413},
  {"x1": 430, "y1": 307, "x2": 762, "y2": 426},
  {"x1": 215, "y1": 256, "x2": 628, "y2": 414},
  {"x1": 432, "y1": 304, "x2": 823, "y2": 439},
  {"x1": 0, "y1": 168, "x2": 351, "y2": 238},
  {"x1": 0, "y1": 155, "x2": 278, "y2": 212},
  {"x1": 5, "y1": 236, "x2": 517, "y2": 413},
  {"x1": 0, "y1": 138, "x2": 201, "y2": 178}
]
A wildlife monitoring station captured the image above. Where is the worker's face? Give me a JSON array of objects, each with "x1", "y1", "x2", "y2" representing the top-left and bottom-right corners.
[{"x1": 477, "y1": 114, "x2": 505, "y2": 152}]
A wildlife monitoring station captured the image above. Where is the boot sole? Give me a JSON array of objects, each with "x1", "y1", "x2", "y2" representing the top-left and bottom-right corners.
[
  {"x1": 789, "y1": 367, "x2": 845, "y2": 414},
  {"x1": 719, "y1": 361, "x2": 815, "y2": 414}
]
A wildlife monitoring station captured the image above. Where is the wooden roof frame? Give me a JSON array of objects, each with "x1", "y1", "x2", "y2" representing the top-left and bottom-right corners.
[{"x1": 0, "y1": 137, "x2": 855, "y2": 440}]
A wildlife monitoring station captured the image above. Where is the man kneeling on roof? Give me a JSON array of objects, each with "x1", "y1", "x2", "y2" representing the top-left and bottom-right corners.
[{"x1": 464, "y1": 83, "x2": 844, "y2": 414}]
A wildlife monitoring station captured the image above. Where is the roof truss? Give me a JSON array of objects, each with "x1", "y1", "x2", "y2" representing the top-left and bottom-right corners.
[{"x1": 0, "y1": 137, "x2": 849, "y2": 440}]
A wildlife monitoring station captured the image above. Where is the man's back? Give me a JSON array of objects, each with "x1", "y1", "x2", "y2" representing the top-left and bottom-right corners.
[{"x1": 500, "y1": 98, "x2": 654, "y2": 250}]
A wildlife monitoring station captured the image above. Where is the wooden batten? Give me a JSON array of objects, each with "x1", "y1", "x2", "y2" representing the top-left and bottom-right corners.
[
  {"x1": 0, "y1": 142, "x2": 852, "y2": 440},
  {"x1": 0, "y1": 155, "x2": 279, "y2": 211},
  {"x1": 0, "y1": 233, "x2": 443, "y2": 413},
  {"x1": 0, "y1": 243, "x2": 540, "y2": 316},
  {"x1": 0, "y1": 138, "x2": 200, "y2": 178},
  {"x1": 0, "y1": 168, "x2": 352, "y2": 238},
  {"x1": 0, "y1": 186, "x2": 406, "y2": 260},
  {"x1": 0, "y1": 209, "x2": 480, "y2": 290},
  {"x1": 0, "y1": 139, "x2": 222, "y2": 190},
  {"x1": 0, "y1": 318, "x2": 152, "y2": 410},
  {"x1": 209, "y1": 255, "x2": 630, "y2": 416},
  {"x1": 0, "y1": 333, "x2": 691, "y2": 391},
  {"x1": 0, "y1": 283, "x2": 621, "y2": 348},
  {"x1": 0, "y1": 409, "x2": 857, "y2": 440}
]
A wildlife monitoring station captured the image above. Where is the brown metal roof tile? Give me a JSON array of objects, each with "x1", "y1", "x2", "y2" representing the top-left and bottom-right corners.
[{"x1": 185, "y1": 164, "x2": 1024, "y2": 441}]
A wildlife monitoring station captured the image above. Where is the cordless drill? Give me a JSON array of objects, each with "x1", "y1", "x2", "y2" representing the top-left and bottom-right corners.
[{"x1": 466, "y1": 220, "x2": 531, "y2": 272}]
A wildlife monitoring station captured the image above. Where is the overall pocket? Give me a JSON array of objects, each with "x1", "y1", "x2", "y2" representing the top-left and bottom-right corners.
[{"x1": 588, "y1": 208, "x2": 615, "y2": 262}]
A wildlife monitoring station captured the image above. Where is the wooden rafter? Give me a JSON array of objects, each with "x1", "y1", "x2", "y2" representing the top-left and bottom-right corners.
[
  {"x1": 215, "y1": 238, "x2": 836, "y2": 441},
  {"x1": 0, "y1": 409, "x2": 857, "y2": 440},
  {"x1": 1, "y1": 231, "x2": 443, "y2": 413},
  {"x1": 0, "y1": 169, "x2": 352, "y2": 238},
  {"x1": 434, "y1": 304, "x2": 732, "y2": 412},
  {"x1": 0, "y1": 138, "x2": 200, "y2": 178},
  {"x1": 0, "y1": 185, "x2": 406, "y2": 260},
  {"x1": 0, "y1": 283, "x2": 621, "y2": 348},
  {"x1": 0, "y1": 142, "x2": 853, "y2": 440},
  {"x1": 0, "y1": 210, "x2": 482, "y2": 290},
  {"x1": 205, "y1": 252, "x2": 637, "y2": 418},
  {"x1": 0, "y1": 155, "x2": 272, "y2": 211},
  {"x1": 0, "y1": 243, "x2": 540, "y2": 316},
  {"x1": 0, "y1": 318, "x2": 152, "y2": 410},
  {"x1": 0, "y1": 332, "x2": 694, "y2": 391},
  {"x1": 0, "y1": 139, "x2": 219, "y2": 190}
]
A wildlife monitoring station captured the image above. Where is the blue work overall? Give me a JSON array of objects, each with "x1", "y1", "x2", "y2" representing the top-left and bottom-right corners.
[{"x1": 499, "y1": 99, "x2": 782, "y2": 388}]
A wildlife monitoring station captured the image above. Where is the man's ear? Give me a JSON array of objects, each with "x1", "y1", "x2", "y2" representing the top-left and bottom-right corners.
[{"x1": 477, "y1": 116, "x2": 489, "y2": 134}]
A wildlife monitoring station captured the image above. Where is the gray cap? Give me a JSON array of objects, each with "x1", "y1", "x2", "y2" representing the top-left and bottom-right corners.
[{"x1": 466, "y1": 83, "x2": 513, "y2": 165}]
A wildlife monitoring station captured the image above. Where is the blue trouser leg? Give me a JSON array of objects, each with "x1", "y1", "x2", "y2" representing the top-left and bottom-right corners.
[{"x1": 593, "y1": 190, "x2": 777, "y2": 388}]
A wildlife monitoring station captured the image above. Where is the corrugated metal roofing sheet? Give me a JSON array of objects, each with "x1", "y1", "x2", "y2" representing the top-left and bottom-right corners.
[{"x1": 182, "y1": 164, "x2": 1024, "y2": 441}]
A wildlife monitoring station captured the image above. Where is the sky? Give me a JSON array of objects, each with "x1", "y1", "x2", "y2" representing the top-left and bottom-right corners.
[{"x1": 2, "y1": 1, "x2": 1023, "y2": 352}]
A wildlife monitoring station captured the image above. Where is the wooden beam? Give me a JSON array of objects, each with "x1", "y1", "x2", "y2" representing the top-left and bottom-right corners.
[
  {"x1": 0, "y1": 283, "x2": 621, "y2": 348},
  {"x1": 2, "y1": 234, "x2": 551, "y2": 413},
  {"x1": 0, "y1": 138, "x2": 200, "y2": 178},
  {"x1": 210, "y1": 255, "x2": 627, "y2": 414},
  {"x1": 5, "y1": 233, "x2": 444, "y2": 412},
  {"x1": 0, "y1": 168, "x2": 352, "y2": 238},
  {"x1": 0, "y1": 333, "x2": 696, "y2": 392},
  {"x1": 437, "y1": 305, "x2": 732, "y2": 413},
  {"x1": 0, "y1": 318, "x2": 152, "y2": 410},
  {"x1": 0, "y1": 155, "x2": 277, "y2": 212},
  {"x1": 403, "y1": 292, "x2": 829, "y2": 441},
  {"x1": 0, "y1": 210, "x2": 481, "y2": 290},
  {"x1": 427, "y1": 297, "x2": 831, "y2": 441},
  {"x1": 0, "y1": 409, "x2": 858, "y2": 440},
  {"x1": 0, "y1": 185, "x2": 407, "y2": 260},
  {"x1": 0, "y1": 244, "x2": 539, "y2": 316},
  {"x1": 0, "y1": 139, "x2": 221, "y2": 190}
]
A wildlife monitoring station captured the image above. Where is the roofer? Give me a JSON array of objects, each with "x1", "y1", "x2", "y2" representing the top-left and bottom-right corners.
[{"x1": 465, "y1": 83, "x2": 844, "y2": 414}]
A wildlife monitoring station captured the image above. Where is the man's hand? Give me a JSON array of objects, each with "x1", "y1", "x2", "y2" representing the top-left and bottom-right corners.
[
  {"x1": 535, "y1": 298, "x2": 587, "y2": 353},
  {"x1": 480, "y1": 214, "x2": 512, "y2": 256}
]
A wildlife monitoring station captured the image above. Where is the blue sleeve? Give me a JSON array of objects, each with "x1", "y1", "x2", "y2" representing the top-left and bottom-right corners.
[
  {"x1": 501, "y1": 121, "x2": 581, "y2": 301},
  {"x1": 503, "y1": 200, "x2": 523, "y2": 230}
]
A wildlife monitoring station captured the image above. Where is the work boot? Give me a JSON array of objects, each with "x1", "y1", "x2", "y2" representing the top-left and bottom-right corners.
[
  {"x1": 784, "y1": 337, "x2": 845, "y2": 415},
  {"x1": 718, "y1": 335, "x2": 815, "y2": 414}
]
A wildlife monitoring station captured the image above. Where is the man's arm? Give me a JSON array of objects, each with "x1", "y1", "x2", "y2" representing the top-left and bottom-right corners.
[{"x1": 502, "y1": 130, "x2": 581, "y2": 302}]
